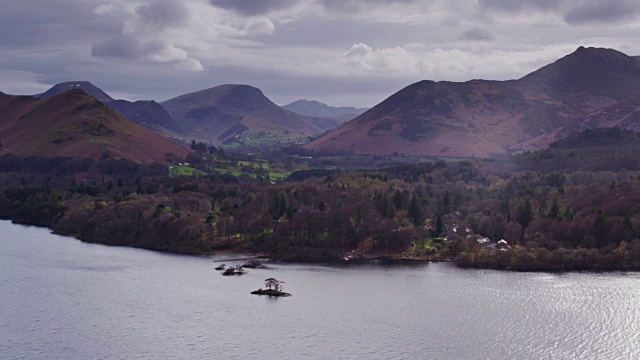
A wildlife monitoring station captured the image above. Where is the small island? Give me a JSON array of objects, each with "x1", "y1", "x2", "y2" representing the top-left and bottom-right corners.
[
  {"x1": 222, "y1": 265, "x2": 245, "y2": 276},
  {"x1": 243, "y1": 259, "x2": 266, "y2": 269},
  {"x1": 251, "y1": 278, "x2": 291, "y2": 297}
]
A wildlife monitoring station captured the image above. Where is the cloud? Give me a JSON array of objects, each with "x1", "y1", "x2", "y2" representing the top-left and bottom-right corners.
[
  {"x1": 479, "y1": 0, "x2": 563, "y2": 13},
  {"x1": 91, "y1": 33, "x2": 202, "y2": 71},
  {"x1": 244, "y1": 17, "x2": 276, "y2": 36},
  {"x1": 176, "y1": 58, "x2": 205, "y2": 72},
  {"x1": 460, "y1": 28, "x2": 494, "y2": 42},
  {"x1": 564, "y1": 0, "x2": 640, "y2": 25},
  {"x1": 134, "y1": 0, "x2": 191, "y2": 30},
  {"x1": 0, "y1": 70, "x2": 51, "y2": 95},
  {"x1": 343, "y1": 43, "x2": 373, "y2": 58},
  {"x1": 6, "y1": 0, "x2": 640, "y2": 108},
  {"x1": 480, "y1": 0, "x2": 640, "y2": 26},
  {"x1": 93, "y1": 4, "x2": 116, "y2": 15},
  {"x1": 341, "y1": 42, "x2": 426, "y2": 75},
  {"x1": 92, "y1": 34, "x2": 142, "y2": 60},
  {"x1": 208, "y1": 0, "x2": 299, "y2": 16},
  {"x1": 319, "y1": 0, "x2": 418, "y2": 12},
  {"x1": 90, "y1": 1, "x2": 206, "y2": 71}
]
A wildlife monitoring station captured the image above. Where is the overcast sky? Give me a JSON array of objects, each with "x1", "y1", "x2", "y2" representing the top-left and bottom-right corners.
[{"x1": 2, "y1": 0, "x2": 640, "y2": 107}]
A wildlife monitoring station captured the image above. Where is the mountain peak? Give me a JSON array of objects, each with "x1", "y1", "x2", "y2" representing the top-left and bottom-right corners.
[
  {"x1": 519, "y1": 46, "x2": 639, "y2": 88},
  {"x1": 36, "y1": 81, "x2": 114, "y2": 103},
  {"x1": 221, "y1": 84, "x2": 266, "y2": 101},
  {"x1": 570, "y1": 46, "x2": 632, "y2": 62}
]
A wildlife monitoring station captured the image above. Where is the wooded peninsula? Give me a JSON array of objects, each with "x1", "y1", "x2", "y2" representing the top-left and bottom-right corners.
[{"x1": 2, "y1": 128, "x2": 640, "y2": 272}]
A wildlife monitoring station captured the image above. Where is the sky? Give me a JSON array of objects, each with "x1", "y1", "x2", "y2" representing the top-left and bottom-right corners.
[{"x1": 2, "y1": 0, "x2": 640, "y2": 107}]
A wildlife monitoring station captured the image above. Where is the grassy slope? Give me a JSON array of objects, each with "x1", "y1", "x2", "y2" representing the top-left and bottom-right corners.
[{"x1": 0, "y1": 90, "x2": 191, "y2": 164}]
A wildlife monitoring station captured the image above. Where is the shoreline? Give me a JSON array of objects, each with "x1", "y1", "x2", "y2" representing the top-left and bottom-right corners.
[{"x1": 3, "y1": 219, "x2": 638, "y2": 273}]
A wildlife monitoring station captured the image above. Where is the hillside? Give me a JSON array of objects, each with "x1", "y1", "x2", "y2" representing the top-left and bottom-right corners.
[
  {"x1": 161, "y1": 84, "x2": 326, "y2": 145},
  {"x1": 36, "y1": 81, "x2": 182, "y2": 136},
  {"x1": 306, "y1": 47, "x2": 640, "y2": 158},
  {"x1": 514, "y1": 128, "x2": 640, "y2": 172},
  {"x1": 0, "y1": 90, "x2": 190, "y2": 163}
]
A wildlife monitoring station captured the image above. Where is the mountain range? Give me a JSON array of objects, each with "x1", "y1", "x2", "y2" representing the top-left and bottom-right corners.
[
  {"x1": 14, "y1": 46, "x2": 640, "y2": 159},
  {"x1": 306, "y1": 47, "x2": 640, "y2": 157},
  {"x1": 35, "y1": 82, "x2": 350, "y2": 146},
  {"x1": 0, "y1": 89, "x2": 190, "y2": 163}
]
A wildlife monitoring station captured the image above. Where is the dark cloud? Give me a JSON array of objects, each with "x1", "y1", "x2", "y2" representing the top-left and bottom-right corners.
[
  {"x1": 91, "y1": 34, "x2": 185, "y2": 63},
  {"x1": 460, "y1": 28, "x2": 494, "y2": 42},
  {"x1": 564, "y1": 0, "x2": 640, "y2": 25},
  {"x1": 479, "y1": 0, "x2": 562, "y2": 13},
  {"x1": 135, "y1": 0, "x2": 190, "y2": 30},
  {"x1": 319, "y1": 0, "x2": 418, "y2": 12},
  {"x1": 480, "y1": 0, "x2": 640, "y2": 26},
  {"x1": 208, "y1": 0, "x2": 298, "y2": 16},
  {"x1": 92, "y1": 34, "x2": 144, "y2": 60},
  {"x1": 4, "y1": 0, "x2": 640, "y2": 108},
  {"x1": 208, "y1": 0, "x2": 419, "y2": 16},
  {"x1": 266, "y1": 17, "x2": 426, "y2": 48},
  {"x1": 0, "y1": 0, "x2": 118, "y2": 48}
]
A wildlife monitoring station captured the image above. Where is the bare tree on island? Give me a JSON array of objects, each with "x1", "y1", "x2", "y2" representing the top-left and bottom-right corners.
[{"x1": 265, "y1": 278, "x2": 285, "y2": 292}]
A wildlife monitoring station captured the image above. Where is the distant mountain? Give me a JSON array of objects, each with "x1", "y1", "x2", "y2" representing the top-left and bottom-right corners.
[
  {"x1": 107, "y1": 99, "x2": 182, "y2": 136},
  {"x1": 0, "y1": 90, "x2": 190, "y2": 163},
  {"x1": 36, "y1": 81, "x2": 182, "y2": 136},
  {"x1": 161, "y1": 84, "x2": 326, "y2": 144},
  {"x1": 283, "y1": 100, "x2": 368, "y2": 118},
  {"x1": 36, "y1": 81, "x2": 114, "y2": 103},
  {"x1": 306, "y1": 47, "x2": 640, "y2": 158}
]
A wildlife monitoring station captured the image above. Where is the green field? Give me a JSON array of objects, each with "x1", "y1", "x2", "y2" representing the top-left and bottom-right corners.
[{"x1": 168, "y1": 164, "x2": 198, "y2": 176}]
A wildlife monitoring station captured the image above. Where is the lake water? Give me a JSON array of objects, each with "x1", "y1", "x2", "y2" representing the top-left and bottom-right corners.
[{"x1": 1, "y1": 220, "x2": 639, "y2": 359}]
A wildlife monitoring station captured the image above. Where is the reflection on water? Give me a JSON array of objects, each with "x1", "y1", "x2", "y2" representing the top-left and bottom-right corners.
[{"x1": 1, "y1": 220, "x2": 639, "y2": 359}]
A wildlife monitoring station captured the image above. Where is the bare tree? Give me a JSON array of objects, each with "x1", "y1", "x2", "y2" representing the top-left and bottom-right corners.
[{"x1": 264, "y1": 278, "x2": 285, "y2": 291}]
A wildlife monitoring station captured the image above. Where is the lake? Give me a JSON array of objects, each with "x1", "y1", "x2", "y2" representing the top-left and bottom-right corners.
[{"x1": 1, "y1": 220, "x2": 639, "y2": 359}]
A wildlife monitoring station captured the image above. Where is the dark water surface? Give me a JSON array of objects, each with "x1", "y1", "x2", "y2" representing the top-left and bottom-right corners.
[{"x1": 1, "y1": 220, "x2": 639, "y2": 359}]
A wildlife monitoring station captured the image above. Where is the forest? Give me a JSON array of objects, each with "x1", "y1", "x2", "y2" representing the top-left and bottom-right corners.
[{"x1": 2, "y1": 128, "x2": 640, "y2": 271}]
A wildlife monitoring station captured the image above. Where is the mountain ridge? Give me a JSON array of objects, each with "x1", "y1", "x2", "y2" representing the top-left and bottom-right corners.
[
  {"x1": 161, "y1": 84, "x2": 327, "y2": 144},
  {"x1": 36, "y1": 81, "x2": 183, "y2": 136},
  {"x1": 306, "y1": 46, "x2": 640, "y2": 157},
  {"x1": 0, "y1": 89, "x2": 190, "y2": 163}
]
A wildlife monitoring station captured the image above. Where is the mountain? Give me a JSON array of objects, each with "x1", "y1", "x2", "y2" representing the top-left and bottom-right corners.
[
  {"x1": 306, "y1": 47, "x2": 640, "y2": 158},
  {"x1": 36, "y1": 81, "x2": 182, "y2": 136},
  {"x1": 0, "y1": 89, "x2": 190, "y2": 163},
  {"x1": 107, "y1": 100, "x2": 182, "y2": 136},
  {"x1": 283, "y1": 100, "x2": 368, "y2": 119},
  {"x1": 36, "y1": 81, "x2": 114, "y2": 103},
  {"x1": 161, "y1": 84, "x2": 326, "y2": 144}
]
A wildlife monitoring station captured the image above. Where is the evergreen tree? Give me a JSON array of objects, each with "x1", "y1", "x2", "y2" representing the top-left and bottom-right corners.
[
  {"x1": 443, "y1": 191, "x2": 451, "y2": 214},
  {"x1": 434, "y1": 214, "x2": 444, "y2": 237},
  {"x1": 549, "y1": 197, "x2": 560, "y2": 219},
  {"x1": 409, "y1": 194, "x2": 424, "y2": 227},
  {"x1": 269, "y1": 191, "x2": 288, "y2": 219},
  {"x1": 516, "y1": 199, "x2": 534, "y2": 229}
]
